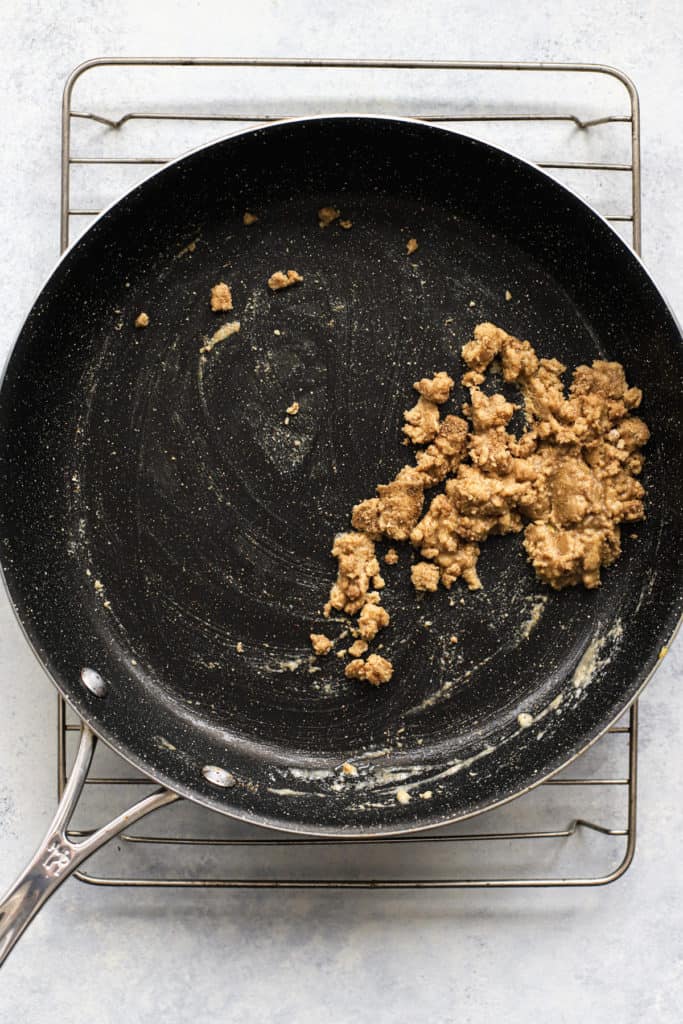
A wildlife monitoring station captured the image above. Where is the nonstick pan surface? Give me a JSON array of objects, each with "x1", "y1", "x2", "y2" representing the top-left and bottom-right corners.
[{"x1": 1, "y1": 115, "x2": 681, "y2": 835}]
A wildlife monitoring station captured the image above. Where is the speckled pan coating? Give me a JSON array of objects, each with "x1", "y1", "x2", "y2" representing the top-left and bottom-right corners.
[{"x1": 0, "y1": 115, "x2": 681, "y2": 835}]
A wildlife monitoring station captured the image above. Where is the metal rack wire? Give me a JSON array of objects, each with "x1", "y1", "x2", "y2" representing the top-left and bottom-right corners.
[{"x1": 58, "y1": 58, "x2": 642, "y2": 888}]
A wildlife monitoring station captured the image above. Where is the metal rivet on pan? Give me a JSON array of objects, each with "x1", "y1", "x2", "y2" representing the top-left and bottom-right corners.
[
  {"x1": 80, "y1": 667, "x2": 108, "y2": 698},
  {"x1": 202, "y1": 765, "x2": 236, "y2": 788}
]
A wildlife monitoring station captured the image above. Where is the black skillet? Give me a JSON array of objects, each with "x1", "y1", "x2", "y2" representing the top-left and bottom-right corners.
[{"x1": 0, "y1": 116, "x2": 681, "y2": 959}]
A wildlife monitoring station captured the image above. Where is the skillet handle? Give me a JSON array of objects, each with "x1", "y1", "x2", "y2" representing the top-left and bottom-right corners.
[{"x1": 0, "y1": 723, "x2": 179, "y2": 967}]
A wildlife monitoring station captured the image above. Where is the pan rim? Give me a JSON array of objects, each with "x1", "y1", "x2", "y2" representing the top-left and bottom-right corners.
[{"x1": 1, "y1": 112, "x2": 682, "y2": 838}]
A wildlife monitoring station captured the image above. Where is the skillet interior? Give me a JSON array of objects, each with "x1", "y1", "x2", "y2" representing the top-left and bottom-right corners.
[{"x1": 0, "y1": 116, "x2": 681, "y2": 834}]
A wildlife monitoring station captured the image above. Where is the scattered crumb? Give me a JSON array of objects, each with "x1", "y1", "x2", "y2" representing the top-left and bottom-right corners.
[
  {"x1": 93, "y1": 579, "x2": 104, "y2": 592},
  {"x1": 236, "y1": 641, "x2": 245, "y2": 654},
  {"x1": 284, "y1": 416, "x2": 290, "y2": 426},
  {"x1": 336, "y1": 649, "x2": 347, "y2": 658},
  {"x1": 339, "y1": 219, "x2": 352, "y2": 229},
  {"x1": 348, "y1": 639, "x2": 368, "y2": 657},
  {"x1": 659, "y1": 645, "x2": 669, "y2": 659},
  {"x1": 517, "y1": 712, "x2": 534, "y2": 729},
  {"x1": 268, "y1": 270, "x2": 303, "y2": 291},
  {"x1": 243, "y1": 211, "x2": 259, "y2": 225},
  {"x1": 210, "y1": 282, "x2": 233, "y2": 312},
  {"x1": 103, "y1": 599, "x2": 111, "y2": 609},
  {"x1": 318, "y1": 206, "x2": 340, "y2": 228},
  {"x1": 286, "y1": 401, "x2": 300, "y2": 415},
  {"x1": 420, "y1": 790, "x2": 433, "y2": 800},
  {"x1": 384, "y1": 548, "x2": 399, "y2": 565},
  {"x1": 468, "y1": 300, "x2": 476, "y2": 307},
  {"x1": 396, "y1": 787, "x2": 411, "y2": 805},
  {"x1": 200, "y1": 320, "x2": 240, "y2": 353},
  {"x1": 449, "y1": 635, "x2": 458, "y2": 644},
  {"x1": 134, "y1": 312, "x2": 149, "y2": 328},
  {"x1": 406, "y1": 238, "x2": 419, "y2": 255},
  {"x1": 274, "y1": 328, "x2": 281, "y2": 336},
  {"x1": 341, "y1": 762, "x2": 358, "y2": 776},
  {"x1": 310, "y1": 632, "x2": 333, "y2": 656}
]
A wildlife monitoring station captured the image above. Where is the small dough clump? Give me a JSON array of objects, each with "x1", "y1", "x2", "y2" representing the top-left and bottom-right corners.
[
  {"x1": 243, "y1": 211, "x2": 259, "y2": 225},
  {"x1": 375, "y1": 468, "x2": 426, "y2": 541},
  {"x1": 358, "y1": 601, "x2": 390, "y2": 641},
  {"x1": 268, "y1": 270, "x2": 303, "y2": 291},
  {"x1": 403, "y1": 397, "x2": 440, "y2": 444},
  {"x1": 310, "y1": 633, "x2": 333, "y2": 656},
  {"x1": 345, "y1": 654, "x2": 393, "y2": 686},
  {"x1": 210, "y1": 282, "x2": 233, "y2": 312},
  {"x1": 134, "y1": 312, "x2": 149, "y2": 328},
  {"x1": 413, "y1": 371, "x2": 454, "y2": 405},
  {"x1": 410, "y1": 495, "x2": 482, "y2": 590},
  {"x1": 414, "y1": 416, "x2": 469, "y2": 485},
  {"x1": 318, "y1": 206, "x2": 340, "y2": 228},
  {"x1": 325, "y1": 532, "x2": 380, "y2": 616},
  {"x1": 410, "y1": 561, "x2": 440, "y2": 592},
  {"x1": 406, "y1": 238, "x2": 419, "y2": 255},
  {"x1": 350, "y1": 497, "x2": 382, "y2": 540}
]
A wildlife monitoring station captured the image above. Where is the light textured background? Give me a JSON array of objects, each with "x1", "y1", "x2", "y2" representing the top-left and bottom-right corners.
[{"x1": 1, "y1": 2, "x2": 682, "y2": 1021}]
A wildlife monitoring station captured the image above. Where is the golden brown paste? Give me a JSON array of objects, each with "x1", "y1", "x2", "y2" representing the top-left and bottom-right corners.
[
  {"x1": 316, "y1": 324, "x2": 648, "y2": 683},
  {"x1": 458, "y1": 323, "x2": 648, "y2": 589}
]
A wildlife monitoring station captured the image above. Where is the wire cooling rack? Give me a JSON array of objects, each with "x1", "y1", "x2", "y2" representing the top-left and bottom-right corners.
[{"x1": 58, "y1": 59, "x2": 641, "y2": 888}]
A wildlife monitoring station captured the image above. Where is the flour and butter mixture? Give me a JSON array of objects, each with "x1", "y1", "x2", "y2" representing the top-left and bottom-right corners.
[{"x1": 311, "y1": 322, "x2": 649, "y2": 684}]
